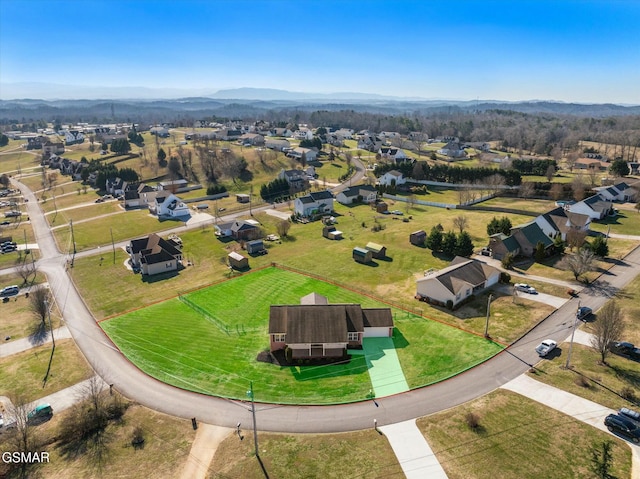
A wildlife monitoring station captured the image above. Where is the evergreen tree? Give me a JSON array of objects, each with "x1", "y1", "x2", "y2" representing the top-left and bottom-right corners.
[
  {"x1": 609, "y1": 159, "x2": 629, "y2": 177},
  {"x1": 426, "y1": 227, "x2": 443, "y2": 252},
  {"x1": 590, "y1": 235, "x2": 609, "y2": 258},
  {"x1": 0, "y1": 134, "x2": 8, "y2": 147},
  {"x1": 442, "y1": 231, "x2": 457, "y2": 257},
  {"x1": 534, "y1": 241, "x2": 546, "y2": 262},
  {"x1": 454, "y1": 231, "x2": 474, "y2": 257}
]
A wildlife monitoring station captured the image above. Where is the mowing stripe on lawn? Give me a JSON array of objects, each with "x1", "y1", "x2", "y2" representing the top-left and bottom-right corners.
[{"x1": 362, "y1": 337, "x2": 409, "y2": 398}]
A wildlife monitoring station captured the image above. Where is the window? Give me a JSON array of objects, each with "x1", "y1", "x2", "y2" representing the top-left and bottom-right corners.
[
  {"x1": 273, "y1": 334, "x2": 286, "y2": 342},
  {"x1": 466, "y1": 289, "x2": 471, "y2": 296},
  {"x1": 348, "y1": 332, "x2": 359, "y2": 341}
]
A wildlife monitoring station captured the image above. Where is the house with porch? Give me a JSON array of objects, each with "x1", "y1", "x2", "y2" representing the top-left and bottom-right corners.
[
  {"x1": 416, "y1": 257, "x2": 500, "y2": 307},
  {"x1": 128, "y1": 233, "x2": 183, "y2": 275},
  {"x1": 594, "y1": 182, "x2": 637, "y2": 202},
  {"x1": 268, "y1": 293, "x2": 393, "y2": 360},
  {"x1": 437, "y1": 141, "x2": 466, "y2": 158},
  {"x1": 294, "y1": 191, "x2": 334, "y2": 218},
  {"x1": 336, "y1": 184, "x2": 377, "y2": 205},
  {"x1": 152, "y1": 191, "x2": 190, "y2": 218}
]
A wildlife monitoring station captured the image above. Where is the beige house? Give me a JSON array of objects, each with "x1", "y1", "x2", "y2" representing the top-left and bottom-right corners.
[{"x1": 128, "y1": 233, "x2": 183, "y2": 276}]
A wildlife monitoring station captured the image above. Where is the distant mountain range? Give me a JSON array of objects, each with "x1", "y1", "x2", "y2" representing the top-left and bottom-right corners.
[{"x1": 1, "y1": 83, "x2": 639, "y2": 120}]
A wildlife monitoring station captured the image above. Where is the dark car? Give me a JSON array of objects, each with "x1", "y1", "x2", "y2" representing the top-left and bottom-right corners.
[
  {"x1": 610, "y1": 341, "x2": 635, "y2": 356},
  {"x1": 604, "y1": 414, "x2": 640, "y2": 443},
  {"x1": 619, "y1": 407, "x2": 640, "y2": 425},
  {"x1": 576, "y1": 306, "x2": 592, "y2": 321}
]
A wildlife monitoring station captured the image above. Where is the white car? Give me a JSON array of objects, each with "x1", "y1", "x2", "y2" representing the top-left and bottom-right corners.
[
  {"x1": 536, "y1": 339, "x2": 557, "y2": 357},
  {"x1": 515, "y1": 283, "x2": 537, "y2": 294}
]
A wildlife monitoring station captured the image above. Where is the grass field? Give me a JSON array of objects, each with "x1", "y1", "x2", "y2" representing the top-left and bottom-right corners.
[
  {"x1": 210, "y1": 428, "x2": 403, "y2": 479},
  {"x1": 478, "y1": 196, "x2": 557, "y2": 214},
  {"x1": 417, "y1": 389, "x2": 632, "y2": 479},
  {"x1": 0, "y1": 281, "x2": 61, "y2": 341},
  {"x1": 590, "y1": 210, "x2": 640, "y2": 236},
  {"x1": 101, "y1": 267, "x2": 502, "y2": 404},
  {"x1": 0, "y1": 339, "x2": 93, "y2": 403},
  {"x1": 528, "y1": 343, "x2": 640, "y2": 411}
]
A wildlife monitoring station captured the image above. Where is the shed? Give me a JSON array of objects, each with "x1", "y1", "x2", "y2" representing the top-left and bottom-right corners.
[
  {"x1": 228, "y1": 251, "x2": 249, "y2": 270},
  {"x1": 322, "y1": 225, "x2": 343, "y2": 240},
  {"x1": 365, "y1": 242, "x2": 386, "y2": 259},
  {"x1": 236, "y1": 194, "x2": 250, "y2": 203},
  {"x1": 410, "y1": 230, "x2": 426, "y2": 246},
  {"x1": 246, "y1": 239, "x2": 266, "y2": 255},
  {"x1": 375, "y1": 202, "x2": 388, "y2": 213},
  {"x1": 353, "y1": 247, "x2": 372, "y2": 264}
]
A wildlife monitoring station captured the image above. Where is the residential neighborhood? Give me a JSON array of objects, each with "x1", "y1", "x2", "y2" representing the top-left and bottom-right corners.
[{"x1": 2, "y1": 2, "x2": 640, "y2": 478}]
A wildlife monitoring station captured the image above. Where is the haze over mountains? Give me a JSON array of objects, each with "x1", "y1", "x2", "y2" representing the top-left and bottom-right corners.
[{"x1": 1, "y1": 82, "x2": 639, "y2": 121}]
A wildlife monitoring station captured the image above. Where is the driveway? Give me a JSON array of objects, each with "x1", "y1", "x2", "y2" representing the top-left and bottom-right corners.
[{"x1": 494, "y1": 284, "x2": 569, "y2": 309}]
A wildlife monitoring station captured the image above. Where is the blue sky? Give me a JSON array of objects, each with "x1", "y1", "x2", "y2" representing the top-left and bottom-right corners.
[{"x1": 1, "y1": 0, "x2": 639, "y2": 103}]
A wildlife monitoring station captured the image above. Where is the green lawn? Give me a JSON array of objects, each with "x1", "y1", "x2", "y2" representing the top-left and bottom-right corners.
[
  {"x1": 101, "y1": 267, "x2": 502, "y2": 404},
  {"x1": 417, "y1": 389, "x2": 632, "y2": 479},
  {"x1": 47, "y1": 201, "x2": 123, "y2": 227},
  {"x1": 52, "y1": 208, "x2": 179, "y2": 251},
  {"x1": 590, "y1": 210, "x2": 640, "y2": 236}
]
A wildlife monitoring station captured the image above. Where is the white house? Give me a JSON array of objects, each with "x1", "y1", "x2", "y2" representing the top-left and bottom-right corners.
[
  {"x1": 152, "y1": 191, "x2": 190, "y2": 218},
  {"x1": 128, "y1": 233, "x2": 183, "y2": 276},
  {"x1": 534, "y1": 207, "x2": 590, "y2": 241},
  {"x1": 150, "y1": 126, "x2": 169, "y2": 137},
  {"x1": 336, "y1": 185, "x2": 378, "y2": 205},
  {"x1": 64, "y1": 130, "x2": 84, "y2": 145},
  {"x1": 377, "y1": 170, "x2": 406, "y2": 187},
  {"x1": 437, "y1": 141, "x2": 466, "y2": 158},
  {"x1": 378, "y1": 147, "x2": 408, "y2": 161},
  {"x1": 567, "y1": 194, "x2": 614, "y2": 220},
  {"x1": 293, "y1": 128, "x2": 313, "y2": 140},
  {"x1": 294, "y1": 190, "x2": 334, "y2": 218},
  {"x1": 416, "y1": 257, "x2": 500, "y2": 308},
  {"x1": 594, "y1": 182, "x2": 636, "y2": 202}
]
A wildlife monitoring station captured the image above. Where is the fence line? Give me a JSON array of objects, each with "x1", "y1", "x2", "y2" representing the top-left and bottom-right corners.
[{"x1": 178, "y1": 294, "x2": 231, "y2": 335}]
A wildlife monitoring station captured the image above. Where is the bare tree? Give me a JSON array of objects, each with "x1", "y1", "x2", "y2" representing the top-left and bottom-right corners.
[
  {"x1": 545, "y1": 164, "x2": 556, "y2": 182},
  {"x1": 564, "y1": 248, "x2": 595, "y2": 281},
  {"x1": 519, "y1": 182, "x2": 536, "y2": 198},
  {"x1": 452, "y1": 215, "x2": 468, "y2": 234},
  {"x1": 566, "y1": 229, "x2": 588, "y2": 251},
  {"x1": 29, "y1": 286, "x2": 50, "y2": 325},
  {"x1": 15, "y1": 261, "x2": 35, "y2": 285},
  {"x1": 590, "y1": 301, "x2": 625, "y2": 364},
  {"x1": 571, "y1": 174, "x2": 586, "y2": 201},
  {"x1": 4, "y1": 395, "x2": 39, "y2": 478},
  {"x1": 550, "y1": 183, "x2": 564, "y2": 201},
  {"x1": 406, "y1": 194, "x2": 417, "y2": 212},
  {"x1": 276, "y1": 220, "x2": 291, "y2": 238}
]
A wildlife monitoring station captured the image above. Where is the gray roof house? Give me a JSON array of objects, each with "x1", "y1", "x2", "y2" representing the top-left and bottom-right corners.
[
  {"x1": 416, "y1": 256, "x2": 500, "y2": 307},
  {"x1": 294, "y1": 191, "x2": 334, "y2": 218}
]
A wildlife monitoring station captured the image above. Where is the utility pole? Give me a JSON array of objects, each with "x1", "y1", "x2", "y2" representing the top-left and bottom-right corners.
[
  {"x1": 247, "y1": 381, "x2": 259, "y2": 458},
  {"x1": 249, "y1": 184, "x2": 253, "y2": 216},
  {"x1": 565, "y1": 301, "x2": 580, "y2": 369},
  {"x1": 484, "y1": 294, "x2": 492, "y2": 338},
  {"x1": 70, "y1": 219, "x2": 76, "y2": 266}
]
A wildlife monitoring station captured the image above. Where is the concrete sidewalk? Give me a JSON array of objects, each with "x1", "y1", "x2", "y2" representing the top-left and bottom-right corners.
[
  {"x1": 502, "y1": 374, "x2": 639, "y2": 479},
  {"x1": 180, "y1": 423, "x2": 232, "y2": 479},
  {"x1": 0, "y1": 326, "x2": 71, "y2": 358},
  {"x1": 379, "y1": 419, "x2": 448, "y2": 479}
]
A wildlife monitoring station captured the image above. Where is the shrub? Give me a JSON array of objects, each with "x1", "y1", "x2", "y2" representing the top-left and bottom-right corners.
[
  {"x1": 621, "y1": 387, "x2": 637, "y2": 403},
  {"x1": 131, "y1": 426, "x2": 145, "y2": 449},
  {"x1": 501, "y1": 252, "x2": 515, "y2": 269},
  {"x1": 465, "y1": 412, "x2": 481, "y2": 430},
  {"x1": 500, "y1": 272, "x2": 511, "y2": 284},
  {"x1": 446, "y1": 300, "x2": 453, "y2": 310},
  {"x1": 574, "y1": 375, "x2": 591, "y2": 388}
]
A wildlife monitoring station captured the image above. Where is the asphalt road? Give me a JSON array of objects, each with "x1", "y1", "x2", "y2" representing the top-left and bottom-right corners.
[{"x1": 7, "y1": 176, "x2": 640, "y2": 434}]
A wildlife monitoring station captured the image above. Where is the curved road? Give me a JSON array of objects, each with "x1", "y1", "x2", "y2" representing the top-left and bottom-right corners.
[{"x1": 7, "y1": 176, "x2": 640, "y2": 434}]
